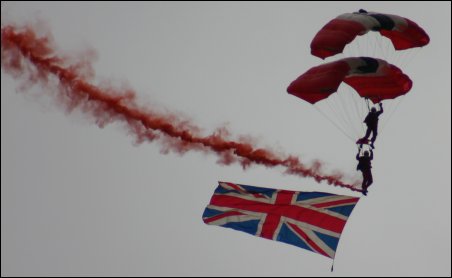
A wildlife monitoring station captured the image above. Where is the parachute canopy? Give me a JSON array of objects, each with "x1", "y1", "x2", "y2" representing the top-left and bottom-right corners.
[
  {"x1": 287, "y1": 57, "x2": 412, "y2": 104},
  {"x1": 310, "y1": 10, "x2": 430, "y2": 59}
]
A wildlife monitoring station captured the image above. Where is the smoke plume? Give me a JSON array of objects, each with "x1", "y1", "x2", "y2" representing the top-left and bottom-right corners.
[{"x1": 1, "y1": 24, "x2": 362, "y2": 192}]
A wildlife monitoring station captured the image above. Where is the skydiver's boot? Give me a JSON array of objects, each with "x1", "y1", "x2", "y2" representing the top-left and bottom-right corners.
[{"x1": 362, "y1": 184, "x2": 368, "y2": 196}]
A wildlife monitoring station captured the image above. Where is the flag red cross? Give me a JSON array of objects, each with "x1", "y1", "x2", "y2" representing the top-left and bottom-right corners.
[{"x1": 208, "y1": 185, "x2": 348, "y2": 240}]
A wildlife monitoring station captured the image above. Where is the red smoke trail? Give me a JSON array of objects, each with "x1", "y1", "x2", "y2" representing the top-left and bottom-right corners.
[{"x1": 1, "y1": 24, "x2": 362, "y2": 192}]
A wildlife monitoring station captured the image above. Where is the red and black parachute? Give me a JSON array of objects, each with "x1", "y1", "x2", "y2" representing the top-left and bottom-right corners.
[
  {"x1": 287, "y1": 57, "x2": 412, "y2": 104},
  {"x1": 310, "y1": 10, "x2": 430, "y2": 59}
]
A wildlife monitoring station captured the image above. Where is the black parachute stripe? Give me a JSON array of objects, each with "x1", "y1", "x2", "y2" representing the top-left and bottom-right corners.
[
  {"x1": 356, "y1": 57, "x2": 380, "y2": 74},
  {"x1": 369, "y1": 14, "x2": 396, "y2": 31}
]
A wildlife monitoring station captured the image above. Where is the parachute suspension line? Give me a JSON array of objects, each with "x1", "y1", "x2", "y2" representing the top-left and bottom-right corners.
[
  {"x1": 353, "y1": 33, "x2": 360, "y2": 57},
  {"x1": 372, "y1": 33, "x2": 379, "y2": 59},
  {"x1": 344, "y1": 33, "x2": 362, "y2": 58},
  {"x1": 388, "y1": 37, "x2": 398, "y2": 63},
  {"x1": 366, "y1": 32, "x2": 375, "y2": 57},
  {"x1": 373, "y1": 33, "x2": 382, "y2": 58},
  {"x1": 392, "y1": 50, "x2": 402, "y2": 67},
  {"x1": 324, "y1": 97, "x2": 354, "y2": 138},
  {"x1": 410, "y1": 48, "x2": 422, "y2": 67},
  {"x1": 369, "y1": 32, "x2": 395, "y2": 64},
  {"x1": 337, "y1": 87, "x2": 360, "y2": 138},
  {"x1": 379, "y1": 94, "x2": 407, "y2": 134},
  {"x1": 335, "y1": 89, "x2": 362, "y2": 139},
  {"x1": 392, "y1": 44, "x2": 408, "y2": 68},
  {"x1": 314, "y1": 106, "x2": 355, "y2": 143},
  {"x1": 346, "y1": 88, "x2": 365, "y2": 138},
  {"x1": 399, "y1": 47, "x2": 421, "y2": 69},
  {"x1": 385, "y1": 37, "x2": 396, "y2": 63},
  {"x1": 376, "y1": 33, "x2": 390, "y2": 61},
  {"x1": 397, "y1": 51, "x2": 407, "y2": 66},
  {"x1": 403, "y1": 46, "x2": 421, "y2": 68},
  {"x1": 365, "y1": 97, "x2": 371, "y2": 111},
  {"x1": 361, "y1": 33, "x2": 369, "y2": 57},
  {"x1": 324, "y1": 94, "x2": 353, "y2": 136},
  {"x1": 369, "y1": 33, "x2": 376, "y2": 57},
  {"x1": 349, "y1": 86, "x2": 366, "y2": 136},
  {"x1": 380, "y1": 37, "x2": 420, "y2": 69}
]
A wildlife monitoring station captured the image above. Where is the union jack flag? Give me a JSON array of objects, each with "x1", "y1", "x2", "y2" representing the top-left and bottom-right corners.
[{"x1": 202, "y1": 181, "x2": 359, "y2": 259}]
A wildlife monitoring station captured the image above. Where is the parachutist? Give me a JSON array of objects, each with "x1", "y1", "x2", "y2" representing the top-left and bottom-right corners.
[
  {"x1": 356, "y1": 146, "x2": 374, "y2": 195},
  {"x1": 359, "y1": 102, "x2": 383, "y2": 149}
]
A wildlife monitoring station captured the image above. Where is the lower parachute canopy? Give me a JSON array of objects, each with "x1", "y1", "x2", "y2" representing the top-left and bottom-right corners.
[{"x1": 287, "y1": 57, "x2": 412, "y2": 104}]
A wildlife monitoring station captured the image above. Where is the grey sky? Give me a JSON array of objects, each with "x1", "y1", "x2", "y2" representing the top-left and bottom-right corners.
[{"x1": 2, "y1": 2, "x2": 451, "y2": 276}]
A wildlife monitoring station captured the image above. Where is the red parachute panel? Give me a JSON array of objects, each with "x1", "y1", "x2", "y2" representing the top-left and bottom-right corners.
[
  {"x1": 380, "y1": 18, "x2": 430, "y2": 50},
  {"x1": 344, "y1": 65, "x2": 413, "y2": 103},
  {"x1": 287, "y1": 60, "x2": 350, "y2": 104},
  {"x1": 310, "y1": 19, "x2": 366, "y2": 60}
]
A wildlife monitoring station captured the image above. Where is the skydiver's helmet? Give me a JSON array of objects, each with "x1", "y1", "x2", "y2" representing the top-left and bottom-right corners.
[
  {"x1": 371, "y1": 107, "x2": 377, "y2": 113},
  {"x1": 364, "y1": 151, "x2": 370, "y2": 157},
  {"x1": 359, "y1": 9, "x2": 368, "y2": 13}
]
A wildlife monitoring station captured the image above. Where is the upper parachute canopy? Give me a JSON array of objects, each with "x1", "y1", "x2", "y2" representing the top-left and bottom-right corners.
[
  {"x1": 287, "y1": 57, "x2": 412, "y2": 104},
  {"x1": 310, "y1": 10, "x2": 430, "y2": 59}
]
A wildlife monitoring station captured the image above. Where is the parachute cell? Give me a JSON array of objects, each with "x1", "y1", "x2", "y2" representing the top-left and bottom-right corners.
[{"x1": 310, "y1": 11, "x2": 430, "y2": 59}]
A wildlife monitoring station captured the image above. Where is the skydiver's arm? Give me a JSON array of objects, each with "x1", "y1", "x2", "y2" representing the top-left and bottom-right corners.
[
  {"x1": 378, "y1": 103, "x2": 384, "y2": 115},
  {"x1": 370, "y1": 150, "x2": 374, "y2": 160},
  {"x1": 356, "y1": 145, "x2": 362, "y2": 160}
]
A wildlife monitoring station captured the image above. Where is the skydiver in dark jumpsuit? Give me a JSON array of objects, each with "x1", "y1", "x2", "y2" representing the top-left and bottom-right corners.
[
  {"x1": 356, "y1": 147, "x2": 374, "y2": 196},
  {"x1": 359, "y1": 103, "x2": 383, "y2": 148}
]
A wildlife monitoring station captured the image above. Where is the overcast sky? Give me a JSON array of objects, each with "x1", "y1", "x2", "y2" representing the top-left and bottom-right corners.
[{"x1": 2, "y1": 2, "x2": 451, "y2": 277}]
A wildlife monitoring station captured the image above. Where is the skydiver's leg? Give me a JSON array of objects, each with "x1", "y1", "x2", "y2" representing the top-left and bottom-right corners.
[
  {"x1": 370, "y1": 126, "x2": 378, "y2": 145},
  {"x1": 362, "y1": 126, "x2": 372, "y2": 140},
  {"x1": 362, "y1": 170, "x2": 373, "y2": 195},
  {"x1": 361, "y1": 171, "x2": 369, "y2": 194},
  {"x1": 367, "y1": 171, "x2": 373, "y2": 187}
]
